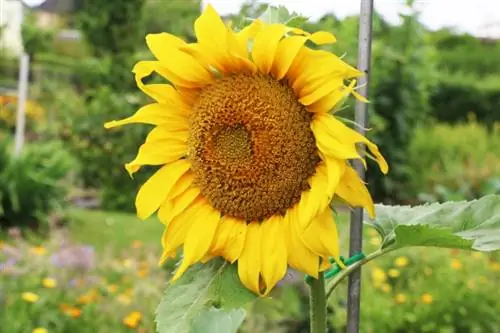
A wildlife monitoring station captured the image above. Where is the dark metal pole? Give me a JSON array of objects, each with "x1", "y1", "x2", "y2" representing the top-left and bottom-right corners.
[{"x1": 346, "y1": 0, "x2": 374, "y2": 333}]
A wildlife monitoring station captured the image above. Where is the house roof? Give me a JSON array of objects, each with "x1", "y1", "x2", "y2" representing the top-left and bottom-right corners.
[{"x1": 31, "y1": 0, "x2": 82, "y2": 13}]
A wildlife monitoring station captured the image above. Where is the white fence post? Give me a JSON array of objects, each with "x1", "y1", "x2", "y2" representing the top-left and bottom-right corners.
[{"x1": 14, "y1": 52, "x2": 30, "y2": 156}]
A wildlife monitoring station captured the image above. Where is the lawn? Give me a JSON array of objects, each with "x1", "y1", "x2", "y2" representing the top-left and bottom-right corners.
[{"x1": 66, "y1": 208, "x2": 163, "y2": 252}]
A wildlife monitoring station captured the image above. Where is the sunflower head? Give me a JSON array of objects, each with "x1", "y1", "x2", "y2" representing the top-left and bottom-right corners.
[{"x1": 105, "y1": 5, "x2": 388, "y2": 296}]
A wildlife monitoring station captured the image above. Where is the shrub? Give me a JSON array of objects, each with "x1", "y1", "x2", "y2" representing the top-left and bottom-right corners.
[
  {"x1": 0, "y1": 138, "x2": 78, "y2": 230},
  {"x1": 408, "y1": 120, "x2": 500, "y2": 202}
]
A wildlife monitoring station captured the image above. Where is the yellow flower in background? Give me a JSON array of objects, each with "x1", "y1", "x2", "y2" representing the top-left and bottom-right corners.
[
  {"x1": 381, "y1": 283, "x2": 392, "y2": 293},
  {"x1": 117, "y1": 294, "x2": 132, "y2": 305},
  {"x1": 489, "y1": 262, "x2": 500, "y2": 272},
  {"x1": 60, "y1": 304, "x2": 82, "y2": 318},
  {"x1": 395, "y1": 293, "x2": 407, "y2": 304},
  {"x1": 107, "y1": 284, "x2": 118, "y2": 293},
  {"x1": 137, "y1": 268, "x2": 150, "y2": 278},
  {"x1": 22, "y1": 292, "x2": 40, "y2": 303},
  {"x1": 123, "y1": 259, "x2": 134, "y2": 268},
  {"x1": 0, "y1": 240, "x2": 5, "y2": 249},
  {"x1": 42, "y1": 277, "x2": 57, "y2": 289},
  {"x1": 421, "y1": 293, "x2": 433, "y2": 304},
  {"x1": 471, "y1": 251, "x2": 483, "y2": 259},
  {"x1": 30, "y1": 246, "x2": 47, "y2": 256},
  {"x1": 32, "y1": 328, "x2": 48, "y2": 333},
  {"x1": 451, "y1": 258, "x2": 463, "y2": 270},
  {"x1": 369, "y1": 236, "x2": 381, "y2": 247},
  {"x1": 388, "y1": 268, "x2": 400, "y2": 278},
  {"x1": 394, "y1": 256, "x2": 409, "y2": 268},
  {"x1": 371, "y1": 267, "x2": 387, "y2": 285},
  {"x1": 132, "y1": 240, "x2": 143, "y2": 249},
  {"x1": 77, "y1": 290, "x2": 99, "y2": 305},
  {"x1": 123, "y1": 311, "x2": 142, "y2": 329},
  {"x1": 104, "y1": 4, "x2": 387, "y2": 296}
]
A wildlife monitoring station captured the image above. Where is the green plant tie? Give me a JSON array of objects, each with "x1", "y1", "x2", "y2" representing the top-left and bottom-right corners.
[{"x1": 304, "y1": 252, "x2": 366, "y2": 284}]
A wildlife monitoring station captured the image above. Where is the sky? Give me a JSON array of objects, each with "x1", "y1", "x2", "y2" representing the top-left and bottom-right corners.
[
  {"x1": 204, "y1": 0, "x2": 500, "y2": 38},
  {"x1": 18, "y1": 0, "x2": 500, "y2": 38}
]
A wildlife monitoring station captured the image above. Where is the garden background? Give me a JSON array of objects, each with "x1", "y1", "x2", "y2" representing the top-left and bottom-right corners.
[{"x1": 1, "y1": 0, "x2": 499, "y2": 332}]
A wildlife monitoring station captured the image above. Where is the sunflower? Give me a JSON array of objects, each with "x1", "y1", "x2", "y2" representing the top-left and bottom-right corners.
[{"x1": 105, "y1": 5, "x2": 388, "y2": 296}]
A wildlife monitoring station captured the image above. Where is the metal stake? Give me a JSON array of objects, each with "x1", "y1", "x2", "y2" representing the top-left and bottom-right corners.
[{"x1": 346, "y1": 0, "x2": 374, "y2": 332}]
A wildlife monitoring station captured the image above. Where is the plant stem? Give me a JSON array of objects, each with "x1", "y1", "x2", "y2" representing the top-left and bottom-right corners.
[
  {"x1": 309, "y1": 271, "x2": 327, "y2": 333},
  {"x1": 325, "y1": 248, "x2": 392, "y2": 300}
]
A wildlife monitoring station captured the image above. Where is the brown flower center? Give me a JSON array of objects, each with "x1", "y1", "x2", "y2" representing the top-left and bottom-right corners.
[{"x1": 188, "y1": 73, "x2": 319, "y2": 221}]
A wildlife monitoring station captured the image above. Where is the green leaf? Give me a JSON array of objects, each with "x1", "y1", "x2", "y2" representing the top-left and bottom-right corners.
[
  {"x1": 191, "y1": 308, "x2": 246, "y2": 333},
  {"x1": 155, "y1": 259, "x2": 257, "y2": 333},
  {"x1": 366, "y1": 195, "x2": 500, "y2": 251},
  {"x1": 257, "y1": 5, "x2": 308, "y2": 26}
]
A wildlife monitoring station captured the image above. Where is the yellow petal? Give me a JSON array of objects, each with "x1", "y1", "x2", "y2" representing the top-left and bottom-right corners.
[
  {"x1": 271, "y1": 35, "x2": 308, "y2": 80},
  {"x1": 160, "y1": 198, "x2": 204, "y2": 259},
  {"x1": 309, "y1": 80, "x2": 357, "y2": 113},
  {"x1": 159, "y1": 187, "x2": 201, "y2": 225},
  {"x1": 173, "y1": 202, "x2": 221, "y2": 281},
  {"x1": 310, "y1": 31, "x2": 337, "y2": 44},
  {"x1": 235, "y1": 19, "x2": 263, "y2": 56},
  {"x1": 336, "y1": 166, "x2": 375, "y2": 218},
  {"x1": 252, "y1": 24, "x2": 286, "y2": 74},
  {"x1": 237, "y1": 222, "x2": 262, "y2": 295},
  {"x1": 315, "y1": 114, "x2": 388, "y2": 174},
  {"x1": 167, "y1": 171, "x2": 195, "y2": 199},
  {"x1": 260, "y1": 215, "x2": 287, "y2": 295},
  {"x1": 135, "y1": 160, "x2": 191, "y2": 220},
  {"x1": 321, "y1": 155, "x2": 347, "y2": 196},
  {"x1": 299, "y1": 77, "x2": 344, "y2": 106},
  {"x1": 104, "y1": 103, "x2": 189, "y2": 129},
  {"x1": 299, "y1": 208, "x2": 341, "y2": 261},
  {"x1": 131, "y1": 61, "x2": 187, "y2": 102},
  {"x1": 146, "y1": 34, "x2": 213, "y2": 87},
  {"x1": 284, "y1": 207, "x2": 319, "y2": 278},
  {"x1": 125, "y1": 140, "x2": 187, "y2": 176},
  {"x1": 209, "y1": 216, "x2": 247, "y2": 263},
  {"x1": 296, "y1": 164, "x2": 331, "y2": 230}
]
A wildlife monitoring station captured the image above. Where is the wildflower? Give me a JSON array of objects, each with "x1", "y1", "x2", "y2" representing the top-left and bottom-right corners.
[
  {"x1": 32, "y1": 328, "x2": 48, "y2": 333},
  {"x1": 371, "y1": 267, "x2": 386, "y2": 285},
  {"x1": 104, "y1": 5, "x2": 387, "y2": 296},
  {"x1": 394, "y1": 256, "x2": 409, "y2": 268},
  {"x1": 22, "y1": 292, "x2": 39, "y2": 303},
  {"x1": 132, "y1": 240, "x2": 143, "y2": 249},
  {"x1": 471, "y1": 252, "x2": 483, "y2": 259},
  {"x1": 30, "y1": 246, "x2": 47, "y2": 256},
  {"x1": 0, "y1": 240, "x2": 4, "y2": 250},
  {"x1": 60, "y1": 304, "x2": 82, "y2": 318},
  {"x1": 381, "y1": 283, "x2": 391, "y2": 293},
  {"x1": 395, "y1": 293, "x2": 407, "y2": 304},
  {"x1": 123, "y1": 259, "x2": 134, "y2": 268},
  {"x1": 451, "y1": 259, "x2": 463, "y2": 270},
  {"x1": 369, "y1": 236, "x2": 381, "y2": 246},
  {"x1": 117, "y1": 294, "x2": 132, "y2": 305},
  {"x1": 77, "y1": 290, "x2": 98, "y2": 304},
  {"x1": 107, "y1": 284, "x2": 118, "y2": 293},
  {"x1": 123, "y1": 311, "x2": 142, "y2": 329},
  {"x1": 388, "y1": 269, "x2": 400, "y2": 278},
  {"x1": 421, "y1": 293, "x2": 433, "y2": 304},
  {"x1": 42, "y1": 277, "x2": 57, "y2": 288},
  {"x1": 489, "y1": 262, "x2": 500, "y2": 272},
  {"x1": 136, "y1": 268, "x2": 150, "y2": 278}
]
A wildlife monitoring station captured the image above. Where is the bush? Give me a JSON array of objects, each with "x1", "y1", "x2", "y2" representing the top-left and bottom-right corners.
[
  {"x1": 44, "y1": 83, "x2": 151, "y2": 212},
  {"x1": 431, "y1": 73, "x2": 500, "y2": 125},
  {"x1": 408, "y1": 120, "x2": 500, "y2": 202},
  {"x1": 0, "y1": 138, "x2": 77, "y2": 230}
]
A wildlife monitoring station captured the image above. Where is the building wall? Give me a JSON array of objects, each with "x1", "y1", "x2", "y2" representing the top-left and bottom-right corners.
[{"x1": 1, "y1": 0, "x2": 24, "y2": 56}]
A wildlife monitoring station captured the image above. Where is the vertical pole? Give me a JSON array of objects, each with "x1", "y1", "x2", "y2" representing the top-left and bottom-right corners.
[
  {"x1": 14, "y1": 53, "x2": 30, "y2": 156},
  {"x1": 346, "y1": 1, "x2": 374, "y2": 333}
]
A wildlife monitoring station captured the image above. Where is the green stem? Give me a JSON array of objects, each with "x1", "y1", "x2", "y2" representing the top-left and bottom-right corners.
[
  {"x1": 325, "y1": 248, "x2": 393, "y2": 299},
  {"x1": 309, "y1": 271, "x2": 327, "y2": 333}
]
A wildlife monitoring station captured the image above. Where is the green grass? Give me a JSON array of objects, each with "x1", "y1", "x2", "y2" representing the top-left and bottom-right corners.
[{"x1": 66, "y1": 208, "x2": 163, "y2": 252}]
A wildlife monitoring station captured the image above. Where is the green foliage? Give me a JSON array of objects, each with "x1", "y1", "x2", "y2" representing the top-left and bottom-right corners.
[
  {"x1": 143, "y1": 0, "x2": 200, "y2": 40},
  {"x1": 0, "y1": 138, "x2": 77, "y2": 230},
  {"x1": 156, "y1": 259, "x2": 256, "y2": 333},
  {"x1": 408, "y1": 121, "x2": 500, "y2": 201},
  {"x1": 42, "y1": 83, "x2": 150, "y2": 212},
  {"x1": 21, "y1": 12, "x2": 54, "y2": 59},
  {"x1": 431, "y1": 73, "x2": 500, "y2": 125},
  {"x1": 366, "y1": 195, "x2": 500, "y2": 251},
  {"x1": 431, "y1": 28, "x2": 500, "y2": 76},
  {"x1": 365, "y1": 4, "x2": 437, "y2": 203}
]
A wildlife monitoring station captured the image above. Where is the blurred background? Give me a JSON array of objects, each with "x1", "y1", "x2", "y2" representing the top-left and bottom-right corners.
[{"x1": 0, "y1": 0, "x2": 499, "y2": 332}]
